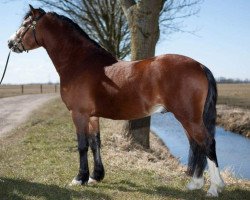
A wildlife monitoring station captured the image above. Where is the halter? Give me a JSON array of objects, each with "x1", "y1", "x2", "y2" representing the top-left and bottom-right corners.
[
  {"x1": 14, "y1": 13, "x2": 45, "y2": 52},
  {"x1": 0, "y1": 13, "x2": 45, "y2": 84}
]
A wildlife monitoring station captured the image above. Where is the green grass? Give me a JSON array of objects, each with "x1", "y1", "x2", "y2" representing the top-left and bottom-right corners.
[
  {"x1": 217, "y1": 83, "x2": 250, "y2": 108},
  {"x1": 0, "y1": 99, "x2": 250, "y2": 200}
]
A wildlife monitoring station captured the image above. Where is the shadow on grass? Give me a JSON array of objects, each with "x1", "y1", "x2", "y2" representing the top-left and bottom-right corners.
[
  {"x1": 101, "y1": 180, "x2": 250, "y2": 200},
  {"x1": 0, "y1": 177, "x2": 111, "y2": 200},
  {"x1": 1, "y1": 178, "x2": 250, "y2": 200}
]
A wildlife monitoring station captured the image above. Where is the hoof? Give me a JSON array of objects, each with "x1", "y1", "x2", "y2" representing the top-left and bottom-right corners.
[
  {"x1": 217, "y1": 181, "x2": 225, "y2": 193},
  {"x1": 206, "y1": 183, "x2": 225, "y2": 197},
  {"x1": 206, "y1": 192, "x2": 218, "y2": 197},
  {"x1": 187, "y1": 177, "x2": 204, "y2": 190},
  {"x1": 69, "y1": 177, "x2": 82, "y2": 186},
  {"x1": 88, "y1": 177, "x2": 98, "y2": 185},
  {"x1": 206, "y1": 187, "x2": 218, "y2": 197}
]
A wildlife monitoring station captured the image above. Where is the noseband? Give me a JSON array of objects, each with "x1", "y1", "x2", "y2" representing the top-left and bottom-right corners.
[{"x1": 14, "y1": 13, "x2": 45, "y2": 52}]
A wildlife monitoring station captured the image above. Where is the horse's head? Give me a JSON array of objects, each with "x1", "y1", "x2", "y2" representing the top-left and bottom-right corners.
[{"x1": 8, "y1": 5, "x2": 46, "y2": 53}]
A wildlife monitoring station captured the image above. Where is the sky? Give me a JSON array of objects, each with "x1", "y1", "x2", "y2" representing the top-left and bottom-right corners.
[{"x1": 0, "y1": 0, "x2": 249, "y2": 84}]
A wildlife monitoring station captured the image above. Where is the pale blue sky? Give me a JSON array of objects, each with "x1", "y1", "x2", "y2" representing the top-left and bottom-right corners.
[{"x1": 0, "y1": 0, "x2": 249, "y2": 84}]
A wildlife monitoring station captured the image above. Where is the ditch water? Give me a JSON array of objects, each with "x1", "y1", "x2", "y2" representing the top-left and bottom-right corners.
[{"x1": 151, "y1": 113, "x2": 250, "y2": 180}]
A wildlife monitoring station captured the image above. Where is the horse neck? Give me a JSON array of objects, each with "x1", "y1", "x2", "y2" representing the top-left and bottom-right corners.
[{"x1": 41, "y1": 16, "x2": 117, "y2": 78}]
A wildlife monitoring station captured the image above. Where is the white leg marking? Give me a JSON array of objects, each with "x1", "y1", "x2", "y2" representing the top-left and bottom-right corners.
[
  {"x1": 69, "y1": 177, "x2": 82, "y2": 186},
  {"x1": 187, "y1": 174, "x2": 204, "y2": 190},
  {"x1": 206, "y1": 158, "x2": 225, "y2": 197},
  {"x1": 187, "y1": 176, "x2": 204, "y2": 190},
  {"x1": 69, "y1": 177, "x2": 98, "y2": 186},
  {"x1": 88, "y1": 177, "x2": 98, "y2": 184}
]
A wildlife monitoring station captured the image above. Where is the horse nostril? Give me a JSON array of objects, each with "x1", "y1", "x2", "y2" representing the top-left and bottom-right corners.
[{"x1": 8, "y1": 40, "x2": 13, "y2": 49}]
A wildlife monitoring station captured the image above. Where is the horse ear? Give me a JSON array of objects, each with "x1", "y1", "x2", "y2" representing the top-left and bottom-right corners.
[
  {"x1": 29, "y1": 4, "x2": 36, "y2": 17},
  {"x1": 29, "y1": 4, "x2": 35, "y2": 11}
]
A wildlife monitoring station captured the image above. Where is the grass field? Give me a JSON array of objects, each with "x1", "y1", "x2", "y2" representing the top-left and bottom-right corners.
[
  {"x1": 217, "y1": 83, "x2": 250, "y2": 108},
  {"x1": 0, "y1": 98, "x2": 250, "y2": 199}
]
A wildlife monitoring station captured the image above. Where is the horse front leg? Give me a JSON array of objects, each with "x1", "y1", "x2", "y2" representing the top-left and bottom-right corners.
[
  {"x1": 70, "y1": 111, "x2": 90, "y2": 185},
  {"x1": 88, "y1": 117, "x2": 105, "y2": 184}
]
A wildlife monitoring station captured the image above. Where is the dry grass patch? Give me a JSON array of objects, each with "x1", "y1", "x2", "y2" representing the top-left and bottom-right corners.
[{"x1": 217, "y1": 105, "x2": 250, "y2": 137}]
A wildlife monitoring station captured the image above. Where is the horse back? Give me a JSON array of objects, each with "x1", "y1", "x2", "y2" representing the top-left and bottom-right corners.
[{"x1": 91, "y1": 54, "x2": 208, "y2": 120}]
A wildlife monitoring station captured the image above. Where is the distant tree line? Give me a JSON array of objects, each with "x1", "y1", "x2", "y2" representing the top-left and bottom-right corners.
[{"x1": 216, "y1": 77, "x2": 250, "y2": 83}]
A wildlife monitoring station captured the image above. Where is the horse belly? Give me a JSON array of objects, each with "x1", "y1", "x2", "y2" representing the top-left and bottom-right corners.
[
  {"x1": 94, "y1": 89, "x2": 165, "y2": 120},
  {"x1": 94, "y1": 102, "x2": 148, "y2": 120}
]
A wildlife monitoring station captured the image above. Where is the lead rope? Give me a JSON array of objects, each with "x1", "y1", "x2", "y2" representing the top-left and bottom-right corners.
[{"x1": 0, "y1": 50, "x2": 11, "y2": 85}]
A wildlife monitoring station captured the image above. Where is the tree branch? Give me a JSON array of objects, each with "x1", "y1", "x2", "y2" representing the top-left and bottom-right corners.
[{"x1": 119, "y1": 0, "x2": 136, "y2": 11}]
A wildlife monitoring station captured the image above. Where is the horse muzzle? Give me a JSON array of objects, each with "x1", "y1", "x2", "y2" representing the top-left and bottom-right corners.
[{"x1": 8, "y1": 40, "x2": 23, "y2": 53}]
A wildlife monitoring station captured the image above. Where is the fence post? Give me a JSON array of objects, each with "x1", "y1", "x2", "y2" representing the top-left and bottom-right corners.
[
  {"x1": 55, "y1": 85, "x2": 57, "y2": 93},
  {"x1": 21, "y1": 85, "x2": 24, "y2": 94},
  {"x1": 40, "y1": 84, "x2": 43, "y2": 93}
]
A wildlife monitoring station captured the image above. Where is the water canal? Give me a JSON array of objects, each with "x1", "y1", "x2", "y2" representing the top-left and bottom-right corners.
[{"x1": 151, "y1": 113, "x2": 250, "y2": 180}]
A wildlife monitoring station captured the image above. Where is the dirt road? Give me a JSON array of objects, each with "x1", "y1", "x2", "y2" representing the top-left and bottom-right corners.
[{"x1": 0, "y1": 94, "x2": 58, "y2": 138}]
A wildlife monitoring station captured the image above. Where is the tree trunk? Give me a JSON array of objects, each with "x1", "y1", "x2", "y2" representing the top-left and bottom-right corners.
[{"x1": 120, "y1": 0, "x2": 162, "y2": 148}]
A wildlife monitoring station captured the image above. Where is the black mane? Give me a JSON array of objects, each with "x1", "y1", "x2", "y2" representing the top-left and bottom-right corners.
[
  {"x1": 50, "y1": 12, "x2": 116, "y2": 59},
  {"x1": 51, "y1": 13, "x2": 99, "y2": 46},
  {"x1": 23, "y1": 8, "x2": 46, "y2": 20}
]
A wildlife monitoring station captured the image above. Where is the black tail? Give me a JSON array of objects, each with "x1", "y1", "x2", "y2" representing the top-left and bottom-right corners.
[
  {"x1": 202, "y1": 66, "x2": 217, "y2": 137},
  {"x1": 187, "y1": 65, "x2": 218, "y2": 177},
  {"x1": 202, "y1": 66, "x2": 219, "y2": 166}
]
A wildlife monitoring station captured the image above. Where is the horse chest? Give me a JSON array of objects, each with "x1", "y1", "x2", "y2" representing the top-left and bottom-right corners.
[{"x1": 60, "y1": 85, "x2": 95, "y2": 112}]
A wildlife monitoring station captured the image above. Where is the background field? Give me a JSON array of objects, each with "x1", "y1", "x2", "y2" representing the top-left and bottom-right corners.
[
  {"x1": 0, "y1": 84, "x2": 59, "y2": 98},
  {"x1": 217, "y1": 83, "x2": 250, "y2": 108},
  {"x1": 1, "y1": 83, "x2": 249, "y2": 108}
]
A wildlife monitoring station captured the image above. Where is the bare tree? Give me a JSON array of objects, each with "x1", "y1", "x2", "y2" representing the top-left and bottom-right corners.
[
  {"x1": 37, "y1": 0, "x2": 130, "y2": 59},
  {"x1": 120, "y1": 0, "x2": 202, "y2": 148},
  {"x1": 160, "y1": 0, "x2": 201, "y2": 35}
]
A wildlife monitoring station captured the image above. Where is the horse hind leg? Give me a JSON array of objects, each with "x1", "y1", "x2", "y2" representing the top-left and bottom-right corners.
[
  {"x1": 186, "y1": 137, "x2": 206, "y2": 190},
  {"x1": 183, "y1": 121, "x2": 224, "y2": 197},
  {"x1": 183, "y1": 122, "x2": 207, "y2": 191},
  {"x1": 206, "y1": 137, "x2": 225, "y2": 197}
]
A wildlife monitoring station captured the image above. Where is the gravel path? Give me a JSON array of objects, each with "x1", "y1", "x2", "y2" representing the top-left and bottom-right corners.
[{"x1": 0, "y1": 94, "x2": 58, "y2": 138}]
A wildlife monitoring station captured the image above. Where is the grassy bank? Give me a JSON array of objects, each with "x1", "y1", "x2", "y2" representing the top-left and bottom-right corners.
[
  {"x1": 217, "y1": 105, "x2": 250, "y2": 137},
  {"x1": 0, "y1": 99, "x2": 250, "y2": 199}
]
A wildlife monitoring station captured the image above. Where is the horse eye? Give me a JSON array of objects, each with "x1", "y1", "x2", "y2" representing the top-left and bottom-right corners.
[{"x1": 24, "y1": 22, "x2": 30, "y2": 27}]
